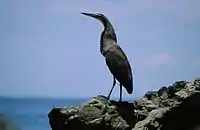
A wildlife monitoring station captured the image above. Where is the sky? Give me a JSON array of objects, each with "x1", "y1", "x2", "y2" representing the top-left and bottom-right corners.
[{"x1": 0, "y1": 0, "x2": 200, "y2": 99}]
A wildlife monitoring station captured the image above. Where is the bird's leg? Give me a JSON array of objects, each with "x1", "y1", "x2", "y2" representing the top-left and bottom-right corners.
[
  {"x1": 107, "y1": 77, "x2": 116, "y2": 100},
  {"x1": 119, "y1": 83, "x2": 122, "y2": 102}
]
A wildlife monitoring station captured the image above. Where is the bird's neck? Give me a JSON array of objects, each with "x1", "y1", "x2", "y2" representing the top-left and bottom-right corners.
[
  {"x1": 100, "y1": 19, "x2": 117, "y2": 56},
  {"x1": 101, "y1": 20, "x2": 117, "y2": 42}
]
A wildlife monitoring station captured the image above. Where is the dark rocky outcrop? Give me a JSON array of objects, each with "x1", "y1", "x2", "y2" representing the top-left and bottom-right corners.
[
  {"x1": 48, "y1": 78, "x2": 200, "y2": 130},
  {"x1": 48, "y1": 96, "x2": 135, "y2": 130},
  {"x1": 0, "y1": 117, "x2": 20, "y2": 130}
]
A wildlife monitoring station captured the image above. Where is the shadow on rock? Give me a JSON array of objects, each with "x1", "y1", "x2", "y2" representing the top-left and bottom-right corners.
[
  {"x1": 160, "y1": 93, "x2": 200, "y2": 130},
  {"x1": 110, "y1": 100, "x2": 136, "y2": 128}
]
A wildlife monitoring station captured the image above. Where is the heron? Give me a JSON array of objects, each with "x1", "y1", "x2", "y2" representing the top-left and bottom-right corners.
[{"x1": 81, "y1": 12, "x2": 133, "y2": 102}]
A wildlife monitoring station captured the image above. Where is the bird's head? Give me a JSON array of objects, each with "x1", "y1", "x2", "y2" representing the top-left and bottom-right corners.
[
  {"x1": 81, "y1": 12, "x2": 117, "y2": 41},
  {"x1": 81, "y1": 12, "x2": 108, "y2": 25}
]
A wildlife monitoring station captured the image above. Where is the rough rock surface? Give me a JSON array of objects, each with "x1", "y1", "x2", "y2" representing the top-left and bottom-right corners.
[
  {"x1": 48, "y1": 78, "x2": 200, "y2": 130},
  {"x1": 0, "y1": 117, "x2": 20, "y2": 130}
]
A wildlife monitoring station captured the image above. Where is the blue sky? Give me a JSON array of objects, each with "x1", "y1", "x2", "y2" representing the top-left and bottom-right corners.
[{"x1": 0, "y1": 0, "x2": 199, "y2": 99}]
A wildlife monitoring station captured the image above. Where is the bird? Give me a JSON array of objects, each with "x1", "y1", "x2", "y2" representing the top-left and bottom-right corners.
[{"x1": 81, "y1": 12, "x2": 133, "y2": 102}]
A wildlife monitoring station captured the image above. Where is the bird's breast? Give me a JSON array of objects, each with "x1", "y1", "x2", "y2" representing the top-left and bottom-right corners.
[{"x1": 100, "y1": 39, "x2": 117, "y2": 56}]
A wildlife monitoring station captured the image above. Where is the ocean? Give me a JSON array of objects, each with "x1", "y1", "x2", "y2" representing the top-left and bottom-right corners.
[{"x1": 0, "y1": 98, "x2": 90, "y2": 130}]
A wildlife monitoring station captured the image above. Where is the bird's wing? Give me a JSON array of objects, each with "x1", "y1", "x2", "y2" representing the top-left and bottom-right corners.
[{"x1": 105, "y1": 44, "x2": 133, "y2": 94}]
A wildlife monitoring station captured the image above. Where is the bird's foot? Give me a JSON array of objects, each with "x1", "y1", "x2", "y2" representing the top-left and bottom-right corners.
[{"x1": 118, "y1": 97, "x2": 122, "y2": 103}]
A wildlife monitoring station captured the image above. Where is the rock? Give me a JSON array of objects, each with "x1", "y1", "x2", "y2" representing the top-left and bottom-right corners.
[
  {"x1": 160, "y1": 93, "x2": 200, "y2": 130},
  {"x1": 48, "y1": 95, "x2": 135, "y2": 130},
  {"x1": 157, "y1": 87, "x2": 168, "y2": 99},
  {"x1": 48, "y1": 78, "x2": 200, "y2": 130},
  {"x1": 144, "y1": 91, "x2": 158, "y2": 100},
  {"x1": 132, "y1": 108, "x2": 169, "y2": 130},
  {"x1": 0, "y1": 117, "x2": 20, "y2": 130},
  {"x1": 175, "y1": 89, "x2": 189, "y2": 99},
  {"x1": 167, "y1": 81, "x2": 188, "y2": 98}
]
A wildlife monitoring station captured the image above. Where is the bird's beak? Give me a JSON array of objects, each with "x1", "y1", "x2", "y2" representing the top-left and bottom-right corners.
[{"x1": 81, "y1": 12, "x2": 98, "y2": 19}]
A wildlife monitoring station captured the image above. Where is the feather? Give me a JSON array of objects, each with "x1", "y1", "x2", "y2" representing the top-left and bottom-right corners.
[{"x1": 105, "y1": 44, "x2": 133, "y2": 94}]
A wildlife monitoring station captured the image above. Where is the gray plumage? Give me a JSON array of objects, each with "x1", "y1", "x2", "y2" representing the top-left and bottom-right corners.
[{"x1": 81, "y1": 12, "x2": 133, "y2": 102}]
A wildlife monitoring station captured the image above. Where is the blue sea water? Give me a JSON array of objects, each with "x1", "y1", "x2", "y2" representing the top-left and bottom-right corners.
[{"x1": 0, "y1": 97, "x2": 90, "y2": 130}]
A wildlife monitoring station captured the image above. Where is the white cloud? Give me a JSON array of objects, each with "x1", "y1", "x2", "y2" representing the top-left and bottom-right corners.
[{"x1": 139, "y1": 53, "x2": 172, "y2": 69}]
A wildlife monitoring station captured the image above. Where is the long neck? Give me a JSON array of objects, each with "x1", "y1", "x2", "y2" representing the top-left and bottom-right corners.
[
  {"x1": 100, "y1": 19, "x2": 117, "y2": 42},
  {"x1": 100, "y1": 18, "x2": 117, "y2": 55}
]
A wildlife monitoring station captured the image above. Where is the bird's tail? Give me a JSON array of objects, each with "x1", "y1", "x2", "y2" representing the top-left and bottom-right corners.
[{"x1": 124, "y1": 81, "x2": 133, "y2": 94}]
